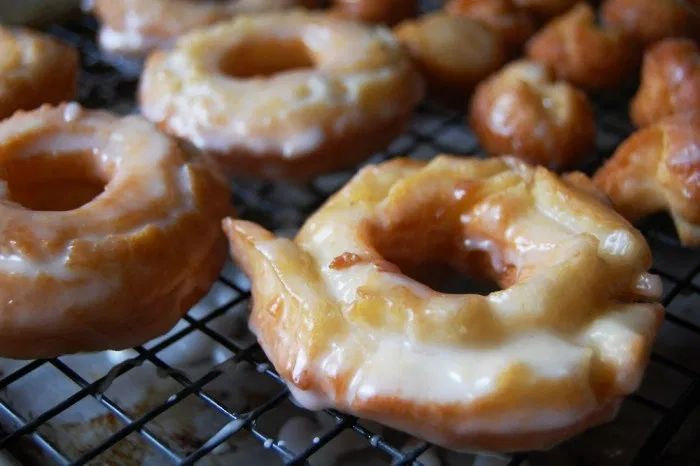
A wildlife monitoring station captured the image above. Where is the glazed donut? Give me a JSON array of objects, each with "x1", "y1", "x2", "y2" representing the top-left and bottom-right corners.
[
  {"x1": 331, "y1": 0, "x2": 417, "y2": 25},
  {"x1": 630, "y1": 39, "x2": 700, "y2": 128},
  {"x1": 445, "y1": 0, "x2": 536, "y2": 55},
  {"x1": 394, "y1": 13, "x2": 507, "y2": 101},
  {"x1": 93, "y1": 0, "x2": 312, "y2": 57},
  {"x1": 0, "y1": 104, "x2": 230, "y2": 359},
  {"x1": 140, "y1": 10, "x2": 424, "y2": 180},
  {"x1": 512, "y1": 0, "x2": 577, "y2": 21},
  {"x1": 469, "y1": 60, "x2": 596, "y2": 169},
  {"x1": 601, "y1": 0, "x2": 700, "y2": 47},
  {"x1": 526, "y1": 3, "x2": 640, "y2": 90},
  {"x1": 594, "y1": 112, "x2": 700, "y2": 247},
  {"x1": 0, "y1": 27, "x2": 78, "y2": 120},
  {"x1": 224, "y1": 155, "x2": 663, "y2": 452}
]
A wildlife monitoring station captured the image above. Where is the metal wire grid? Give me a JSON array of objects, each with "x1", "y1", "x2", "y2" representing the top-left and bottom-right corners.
[{"x1": 0, "y1": 13, "x2": 698, "y2": 466}]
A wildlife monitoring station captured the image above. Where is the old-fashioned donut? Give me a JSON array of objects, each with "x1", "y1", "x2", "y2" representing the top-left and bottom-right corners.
[
  {"x1": 140, "y1": 10, "x2": 423, "y2": 180},
  {"x1": 224, "y1": 155, "x2": 663, "y2": 452},
  {"x1": 0, "y1": 104, "x2": 230, "y2": 358}
]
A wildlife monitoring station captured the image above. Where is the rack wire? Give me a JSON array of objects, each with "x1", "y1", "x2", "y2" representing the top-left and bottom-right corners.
[{"x1": 0, "y1": 11, "x2": 699, "y2": 466}]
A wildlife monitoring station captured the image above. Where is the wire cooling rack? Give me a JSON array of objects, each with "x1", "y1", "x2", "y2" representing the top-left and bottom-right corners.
[{"x1": 0, "y1": 11, "x2": 699, "y2": 466}]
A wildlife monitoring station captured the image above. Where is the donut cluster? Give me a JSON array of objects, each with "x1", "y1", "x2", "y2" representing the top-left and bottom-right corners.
[{"x1": 1, "y1": 0, "x2": 695, "y2": 455}]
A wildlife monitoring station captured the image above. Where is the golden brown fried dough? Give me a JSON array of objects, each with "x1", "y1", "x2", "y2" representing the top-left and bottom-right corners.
[
  {"x1": 469, "y1": 60, "x2": 596, "y2": 169},
  {"x1": 224, "y1": 155, "x2": 662, "y2": 452},
  {"x1": 601, "y1": 0, "x2": 700, "y2": 47},
  {"x1": 0, "y1": 27, "x2": 78, "y2": 120},
  {"x1": 594, "y1": 112, "x2": 700, "y2": 246},
  {"x1": 631, "y1": 38, "x2": 700, "y2": 127},
  {"x1": 140, "y1": 11, "x2": 424, "y2": 180},
  {"x1": 93, "y1": 0, "x2": 313, "y2": 57},
  {"x1": 395, "y1": 13, "x2": 507, "y2": 100},
  {"x1": 0, "y1": 104, "x2": 230, "y2": 358},
  {"x1": 446, "y1": 0, "x2": 536, "y2": 55},
  {"x1": 331, "y1": 0, "x2": 418, "y2": 25},
  {"x1": 526, "y1": 3, "x2": 640, "y2": 90}
]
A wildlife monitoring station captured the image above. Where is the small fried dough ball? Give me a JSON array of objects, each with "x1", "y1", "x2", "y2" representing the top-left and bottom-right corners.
[
  {"x1": 631, "y1": 38, "x2": 700, "y2": 127},
  {"x1": 469, "y1": 60, "x2": 596, "y2": 169},
  {"x1": 526, "y1": 3, "x2": 640, "y2": 90},
  {"x1": 601, "y1": 0, "x2": 700, "y2": 47},
  {"x1": 394, "y1": 13, "x2": 507, "y2": 101},
  {"x1": 446, "y1": 0, "x2": 536, "y2": 55},
  {"x1": 594, "y1": 112, "x2": 700, "y2": 246}
]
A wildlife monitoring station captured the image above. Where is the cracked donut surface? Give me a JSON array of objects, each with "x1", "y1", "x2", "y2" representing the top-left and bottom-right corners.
[
  {"x1": 140, "y1": 10, "x2": 423, "y2": 180},
  {"x1": 0, "y1": 104, "x2": 230, "y2": 359},
  {"x1": 224, "y1": 155, "x2": 663, "y2": 452}
]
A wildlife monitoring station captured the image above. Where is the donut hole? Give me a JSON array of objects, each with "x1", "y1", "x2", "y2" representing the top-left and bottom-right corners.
[
  {"x1": 219, "y1": 38, "x2": 315, "y2": 79},
  {"x1": 394, "y1": 257, "x2": 502, "y2": 295},
  {"x1": 368, "y1": 221, "x2": 503, "y2": 295},
  {"x1": 0, "y1": 150, "x2": 109, "y2": 211}
]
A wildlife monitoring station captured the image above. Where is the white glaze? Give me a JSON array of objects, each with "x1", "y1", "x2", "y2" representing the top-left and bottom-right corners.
[
  {"x1": 139, "y1": 11, "x2": 422, "y2": 159},
  {"x1": 99, "y1": 26, "x2": 163, "y2": 55},
  {"x1": 62, "y1": 102, "x2": 82, "y2": 122},
  {"x1": 0, "y1": 104, "x2": 221, "y2": 346},
  {"x1": 233, "y1": 156, "x2": 662, "y2": 446},
  {"x1": 633, "y1": 272, "x2": 663, "y2": 299},
  {"x1": 97, "y1": 0, "x2": 300, "y2": 55}
]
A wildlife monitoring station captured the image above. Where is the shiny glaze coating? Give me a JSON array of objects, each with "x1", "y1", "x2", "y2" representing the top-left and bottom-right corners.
[
  {"x1": 394, "y1": 13, "x2": 507, "y2": 100},
  {"x1": 594, "y1": 112, "x2": 700, "y2": 247},
  {"x1": 224, "y1": 155, "x2": 662, "y2": 452},
  {"x1": 0, "y1": 27, "x2": 78, "y2": 120},
  {"x1": 93, "y1": 0, "x2": 311, "y2": 57},
  {"x1": 0, "y1": 104, "x2": 230, "y2": 358},
  {"x1": 631, "y1": 38, "x2": 700, "y2": 127},
  {"x1": 140, "y1": 10, "x2": 423, "y2": 180},
  {"x1": 446, "y1": 0, "x2": 536, "y2": 55},
  {"x1": 526, "y1": 3, "x2": 640, "y2": 90},
  {"x1": 601, "y1": 0, "x2": 700, "y2": 47},
  {"x1": 469, "y1": 60, "x2": 595, "y2": 169}
]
